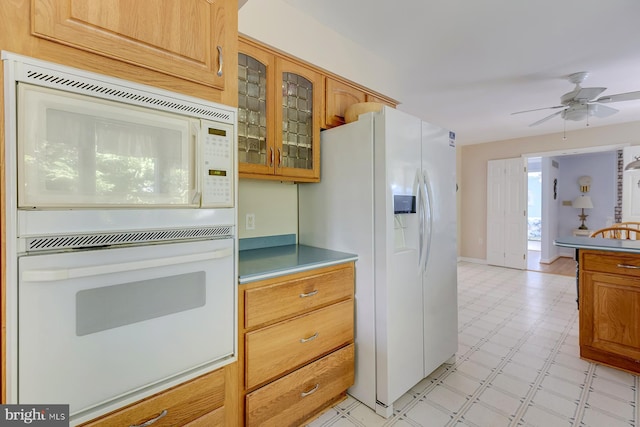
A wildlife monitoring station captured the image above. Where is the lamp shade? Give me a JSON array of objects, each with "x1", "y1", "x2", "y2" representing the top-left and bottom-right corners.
[
  {"x1": 572, "y1": 195, "x2": 593, "y2": 209},
  {"x1": 625, "y1": 157, "x2": 640, "y2": 171}
]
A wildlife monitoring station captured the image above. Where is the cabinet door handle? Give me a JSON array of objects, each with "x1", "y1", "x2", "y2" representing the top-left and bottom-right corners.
[
  {"x1": 299, "y1": 290, "x2": 318, "y2": 298},
  {"x1": 300, "y1": 383, "x2": 319, "y2": 397},
  {"x1": 216, "y1": 46, "x2": 223, "y2": 77},
  {"x1": 270, "y1": 147, "x2": 274, "y2": 167},
  {"x1": 617, "y1": 263, "x2": 640, "y2": 269},
  {"x1": 130, "y1": 409, "x2": 168, "y2": 427},
  {"x1": 300, "y1": 332, "x2": 319, "y2": 343},
  {"x1": 278, "y1": 148, "x2": 283, "y2": 168}
]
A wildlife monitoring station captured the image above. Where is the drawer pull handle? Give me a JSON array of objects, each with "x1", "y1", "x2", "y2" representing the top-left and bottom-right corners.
[
  {"x1": 130, "y1": 409, "x2": 168, "y2": 427},
  {"x1": 617, "y1": 263, "x2": 640, "y2": 269},
  {"x1": 300, "y1": 290, "x2": 318, "y2": 298},
  {"x1": 300, "y1": 383, "x2": 320, "y2": 397},
  {"x1": 300, "y1": 332, "x2": 319, "y2": 343},
  {"x1": 216, "y1": 46, "x2": 223, "y2": 77}
]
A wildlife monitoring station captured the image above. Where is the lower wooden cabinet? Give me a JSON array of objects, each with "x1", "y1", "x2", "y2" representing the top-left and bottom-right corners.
[
  {"x1": 579, "y1": 249, "x2": 640, "y2": 373},
  {"x1": 245, "y1": 300, "x2": 353, "y2": 389},
  {"x1": 238, "y1": 262, "x2": 355, "y2": 426},
  {"x1": 246, "y1": 344, "x2": 354, "y2": 426},
  {"x1": 81, "y1": 363, "x2": 237, "y2": 426}
]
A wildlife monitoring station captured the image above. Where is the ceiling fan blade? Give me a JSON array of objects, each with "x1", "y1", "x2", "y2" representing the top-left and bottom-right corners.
[
  {"x1": 529, "y1": 110, "x2": 564, "y2": 127},
  {"x1": 595, "y1": 91, "x2": 640, "y2": 104},
  {"x1": 590, "y1": 103, "x2": 618, "y2": 118},
  {"x1": 511, "y1": 105, "x2": 564, "y2": 115},
  {"x1": 573, "y1": 87, "x2": 606, "y2": 101}
]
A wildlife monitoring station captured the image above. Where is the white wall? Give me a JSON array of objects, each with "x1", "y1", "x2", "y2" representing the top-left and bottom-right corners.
[
  {"x1": 238, "y1": 0, "x2": 400, "y2": 100},
  {"x1": 238, "y1": 180, "x2": 298, "y2": 239}
]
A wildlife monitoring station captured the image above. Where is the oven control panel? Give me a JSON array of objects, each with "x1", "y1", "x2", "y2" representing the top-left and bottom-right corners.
[{"x1": 201, "y1": 121, "x2": 234, "y2": 207}]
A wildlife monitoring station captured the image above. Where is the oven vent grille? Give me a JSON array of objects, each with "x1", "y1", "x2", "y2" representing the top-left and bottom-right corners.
[
  {"x1": 21, "y1": 66, "x2": 233, "y2": 122},
  {"x1": 25, "y1": 226, "x2": 233, "y2": 252}
]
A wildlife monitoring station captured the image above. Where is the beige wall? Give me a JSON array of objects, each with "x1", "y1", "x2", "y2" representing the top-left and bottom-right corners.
[
  {"x1": 460, "y1": 121, "x2": 640, "y2": 261},
  {"x1": 238, "y1": 180, "x2": 298, "y2": 240}
]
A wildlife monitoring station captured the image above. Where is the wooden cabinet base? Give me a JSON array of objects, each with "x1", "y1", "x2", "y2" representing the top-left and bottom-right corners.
[
  {"x1": 80, "y1": 363, "x2": 237, "y2": 427},
  {"x1": 581, "y1": 346, "x2": 640, "y2": 375},
  {"x1": 238, "y1": 263, "x2": 355, "y2": 426},
  {"x1": 579, "y1": 249, "x2": 640, "y2": 375}
]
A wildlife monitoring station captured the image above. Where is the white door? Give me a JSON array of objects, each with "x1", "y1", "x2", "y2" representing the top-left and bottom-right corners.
[
  {"x1": 486, "y1": 160, "x2": 506, "y2": 266},
  {"x1": 486, "y1": 158, "x2": 527, "y2": 269},
  {"x1": 374, "y1": 107, "x2": 424, "y2": 410},
  {"x1": 421, "y1": 122, "x2": 458, "y2": 378}
]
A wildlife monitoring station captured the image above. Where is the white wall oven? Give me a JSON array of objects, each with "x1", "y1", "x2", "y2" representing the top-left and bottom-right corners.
[{"x1": 3, "y1": 52, "x2": 237, "y2": 425}]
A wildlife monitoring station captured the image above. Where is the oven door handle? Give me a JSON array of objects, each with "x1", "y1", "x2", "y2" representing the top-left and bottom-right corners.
[{"x1": 22, "y1": 247, "x2": 233, "y2": 282}]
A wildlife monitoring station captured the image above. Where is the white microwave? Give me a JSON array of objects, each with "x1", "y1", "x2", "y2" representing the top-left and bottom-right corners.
[{"x1": 17, "y1": 83, "x2": 234, "y2": 209}]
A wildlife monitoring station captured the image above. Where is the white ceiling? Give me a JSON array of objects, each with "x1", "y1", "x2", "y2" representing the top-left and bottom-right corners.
[{"x1": 255, "y1": 0, "x2": 640, "y2": 145}]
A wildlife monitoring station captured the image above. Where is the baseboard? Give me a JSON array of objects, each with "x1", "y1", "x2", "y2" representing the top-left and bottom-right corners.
[
  {"x1": 539, "y1": 255, "x2": 560, "y2": 265},
  {"x1": 457, "y1": 257, "x2": 486, "y2": 264},
  {"x1": 540, "y1": 253, "x2": 574, "y2": 263}
]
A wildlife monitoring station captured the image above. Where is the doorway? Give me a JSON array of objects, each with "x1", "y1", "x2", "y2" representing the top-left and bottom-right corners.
[
  {"x1": 523, "y1": 145, "x2": 623, "y2": 276},
  {"x1": 527, "y1": 157, "x2": 542, "y2": 253}
]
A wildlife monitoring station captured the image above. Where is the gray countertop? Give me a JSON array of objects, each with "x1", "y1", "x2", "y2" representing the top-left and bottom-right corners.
[
  {"x1": 554, "y1": 236, "x2": 640, "y2": 254},
  {"x1": 238, "y1": 244, "x2": 358, "y2": 284}
]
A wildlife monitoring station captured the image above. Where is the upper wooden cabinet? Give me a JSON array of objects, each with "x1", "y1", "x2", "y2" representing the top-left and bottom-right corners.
[
  {"x1": 324, "y1": 78, "x2": 366, "y2": 128},
  {"x1": 32, "y1": 0, "x2": 231, "y2": 92},
  {"x1": 275, "y1": 59, "x2": 322, "y2": 182},
  {"x1": 323, "y1": 79, "x2": 397, "y2": 129},
  {"x1": 237, "y1": 36, "x2": 398, "y2": 182},
  {"x1": 238, "y1": 38, "x2": 321, "y2": 182}
]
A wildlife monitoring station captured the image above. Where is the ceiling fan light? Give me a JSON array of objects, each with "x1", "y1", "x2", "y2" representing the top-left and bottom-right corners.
[{"x1": 562, "y1": 107, "x2": 588, "y2": 121}]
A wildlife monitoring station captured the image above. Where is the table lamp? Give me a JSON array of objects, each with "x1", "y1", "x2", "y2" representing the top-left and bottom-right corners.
[{"x1": 573, "y1": 195, "x2": 594, "y2": 230}]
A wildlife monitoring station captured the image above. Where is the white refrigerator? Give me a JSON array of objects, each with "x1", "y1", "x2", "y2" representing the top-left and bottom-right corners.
[{"x1": 298, "y1": 106, "x2": 458, "y2": 417}]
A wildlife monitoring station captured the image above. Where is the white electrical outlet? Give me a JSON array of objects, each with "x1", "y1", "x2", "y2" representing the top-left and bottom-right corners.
[{"x1": 246, "y1": 213, "x2": 256, "y2": 230}]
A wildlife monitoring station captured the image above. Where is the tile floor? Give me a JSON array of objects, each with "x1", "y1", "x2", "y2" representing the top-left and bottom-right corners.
[{"x1": 307, "y1": 261, "x2": 640, "y2": 427}]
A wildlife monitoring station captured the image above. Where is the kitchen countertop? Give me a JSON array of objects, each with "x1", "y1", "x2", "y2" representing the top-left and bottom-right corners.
[
  {"x1": 554, "y1": 235, "x2": 640, "y2": 254},
  {"x1": 238, "y1": 244, "x2": 358, "y2": 284}
]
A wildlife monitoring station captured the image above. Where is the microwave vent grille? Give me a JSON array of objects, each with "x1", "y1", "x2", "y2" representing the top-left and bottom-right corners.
[
  {"x1": 24, "y1": 226, "x2": 233, "y2": 252},
  {"x1": 22, "y1": 67, "x2": 233, "y2": 122}
]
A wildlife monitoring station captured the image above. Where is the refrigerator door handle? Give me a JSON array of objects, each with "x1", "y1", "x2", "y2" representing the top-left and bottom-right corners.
[
  {"x1": 422, "y1": 170, "x2": 434, "y2": 272},
  {"x1": 415, "y1": 169, "x2": 425, "y2": 268}
]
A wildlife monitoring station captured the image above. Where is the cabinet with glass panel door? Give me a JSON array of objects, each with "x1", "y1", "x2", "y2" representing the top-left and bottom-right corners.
[{"x1": 238, "y1": 38, "x2": 321, "y2": 182}]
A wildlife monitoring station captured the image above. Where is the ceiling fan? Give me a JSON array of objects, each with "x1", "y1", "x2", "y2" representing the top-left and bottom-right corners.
[{"x1": 511, "y1": 72, "x2": 640, "y2": 127}]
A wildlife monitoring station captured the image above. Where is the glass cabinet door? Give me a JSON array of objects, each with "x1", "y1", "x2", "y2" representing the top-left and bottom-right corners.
[
  {"x1": 237, "y1": 43, "x2": 274, "y2": 176},
  {"x1": 275, "y1": 59, "x2": 321, "y2": 182},
  {"x1": 238, "y1": 39, "x2": 320, "y2": 182}
]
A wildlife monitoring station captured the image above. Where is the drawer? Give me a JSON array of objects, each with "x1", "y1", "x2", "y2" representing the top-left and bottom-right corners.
[
  {"x1": 244, "y1": 264, "x2": 354, "y2": 329},
  {"x1": 183, "y1": 406, "x2": 224, "y2": 426},
  {"x1": 245, "y1": 299, "x2": 353, "y2": 389},
  {"x1": 81, "y1": 369, "x2": 225, "y2": 427},
  {"x1": 246, "y1": 343, "x2": 354, "y2": 427},
  {"x1": 582, "y1": 250, "x2": 640, "y2": 278}
]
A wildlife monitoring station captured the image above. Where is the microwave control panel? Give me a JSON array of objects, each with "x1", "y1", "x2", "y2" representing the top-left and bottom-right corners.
[{"x1": 201, "y1": 121, "x2": 234, "y2": 207}]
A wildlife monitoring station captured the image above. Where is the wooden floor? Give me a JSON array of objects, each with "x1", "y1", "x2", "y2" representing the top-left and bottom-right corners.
[{"x1": 527, "y1": 250, "x2": 576, "y2": 277}]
